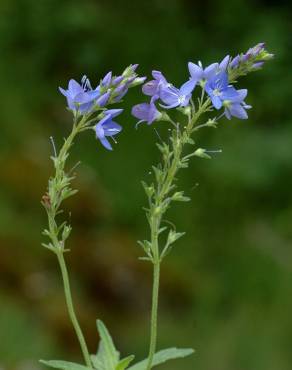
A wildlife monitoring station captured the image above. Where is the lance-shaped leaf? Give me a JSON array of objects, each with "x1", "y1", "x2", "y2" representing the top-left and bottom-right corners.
[
  {"x1": 137, "y1": 240, "x2": 152, "y2": 258},
  {"x1": 40, "y1": 360, "x2": 90, "y2": 370},
  {"x1": 127, "y1": 347, "x2": 194, "y2": 370},
  {"x1": 92, "y1": 320, "x2": 120, "y2": 370},
  {"x1": 91, "y1": 321, "x2": 135, "y2": 370}
]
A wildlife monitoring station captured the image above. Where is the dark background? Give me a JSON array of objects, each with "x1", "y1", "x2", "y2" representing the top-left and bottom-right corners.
[{"x1": 0, "y1": 1, "x2": 292, "y2": 369}]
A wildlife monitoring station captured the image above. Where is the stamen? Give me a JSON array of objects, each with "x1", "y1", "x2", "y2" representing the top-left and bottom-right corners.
[{"x1": 81, "y1": 75, "x2": 92, "y2": 91}]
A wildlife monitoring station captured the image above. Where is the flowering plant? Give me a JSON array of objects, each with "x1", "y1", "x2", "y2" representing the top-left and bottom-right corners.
[{"x1": 41, "y1": 44, "x2": 273, "y2": 370}]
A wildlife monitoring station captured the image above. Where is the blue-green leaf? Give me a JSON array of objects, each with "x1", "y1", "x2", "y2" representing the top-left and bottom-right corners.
[
  {"x1": 127, "y1": 348, "x2": 194, "y2": 370},
  {"x1": 40, "y1": 360, "x2": 90, "y2": 370}
]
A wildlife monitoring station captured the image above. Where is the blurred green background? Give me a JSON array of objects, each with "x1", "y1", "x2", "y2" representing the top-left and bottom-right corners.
[{"x1": 0, "y1": 0, "x2": 291, "y2": 369}]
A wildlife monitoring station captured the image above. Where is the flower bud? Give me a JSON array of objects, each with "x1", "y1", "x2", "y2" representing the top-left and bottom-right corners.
[
  {"x1": 259, "y1": 50, "x2": 274, "y2": 61},
  {"x1": 128, "y1": 77, "x2": 147, "y2": 87},
  {"x1": 112, "y1": 76, "x2": 124, "y2": 86},
  {"x1": 101, "y1": 71, "x2": 112, "y2": 88},
  {"x1": 122, "y1": 64, "x2": 139, "y2": 77},
  {"x1": 97, "y1": 91, "x2": 110, "y2": 107},
  {"x1": 194, "y1": 148, "x2": 211, "y2": 159}
]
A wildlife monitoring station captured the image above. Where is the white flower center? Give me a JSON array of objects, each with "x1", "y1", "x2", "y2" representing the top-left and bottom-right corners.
[{"x1": 213, "y1": 88, "x2": 221, "y2": 96}]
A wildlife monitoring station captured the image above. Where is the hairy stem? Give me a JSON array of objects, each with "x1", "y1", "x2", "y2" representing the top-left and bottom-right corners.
[
  {"x1": 44, "y1": 115, "x2": 93, "y2": 368},
  {"x1": 57, "y1": 251, "x2": 92, "y2": 368}
]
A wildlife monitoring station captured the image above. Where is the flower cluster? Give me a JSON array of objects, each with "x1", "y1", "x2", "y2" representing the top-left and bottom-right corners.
[
  {"x1": 229, "y1": 42, "x2": 273, "y2": 72},
  {"x1": 59, "y1": 65, "x2": 146, "y2": 150},
  {"x1": 132, "y1": 43, "x2": 273, "y2": 125}
]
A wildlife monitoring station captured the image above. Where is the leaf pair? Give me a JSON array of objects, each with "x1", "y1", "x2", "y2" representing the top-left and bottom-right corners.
[{"x1": 40, "y1": 320, "x2": 194, "y2": 370}]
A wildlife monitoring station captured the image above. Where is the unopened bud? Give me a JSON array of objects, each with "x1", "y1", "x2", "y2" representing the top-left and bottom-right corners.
[
  {"x1": 122, "y1": 64, "x2": 139, "y2": 77},
  {"x1": 129, "y1": 76, "x2": 147, "y2": 87},
  {"x1": 194, "y1": 148, "x2": 211, "y2": 159}
]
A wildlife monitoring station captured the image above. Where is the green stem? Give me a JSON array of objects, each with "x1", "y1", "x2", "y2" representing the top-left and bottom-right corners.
[
  {"x1": 56, "y1": 250, "x2": 92, "y2": 368},
  {"x1": 44, "y1": 115, "x2": 93, "y2": 368},
  {"x1": 146, "y1": 261, "x2": 160, "y2": 370},
  {"x1": 145, "y1": 97, "x2": 211, "y2": 370}
]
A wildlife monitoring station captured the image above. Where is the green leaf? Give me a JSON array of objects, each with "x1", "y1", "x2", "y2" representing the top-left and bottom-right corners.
[
  {"x1": 138, "y1": 257, "x2": 152, "y2": 262},
  {"x1": 152, "y1": 165, "x2": 163, "y2": 183},
  {"x1": 90, "y1": 354, "x2": 104, "y2": 370},
  {"x1": 158, "y1": 226, "x2": 167, "y2": 235},
  {"x1": 185, "y1": 137, "x2": 195, "y2": 145},
  {"x1": 40, "y1": 360, "x2": 90, "y2": 370},
  {"x1": 116, "y1": 355, "x2": 135, "y2": 370},
  {"x1": 127, "y1": 348, "x2": 194, "y2": 370},
  {"x1": 137, "y1": 240, "x2": 152, "y2": 257},
  {"x1": 95, "y1": 320, "x2": 120, "y2": 370},
  {"x1": 141, "y1": 181, "x2": 154, "y2": 198},
  {"x1": 92, "y1": 321, "x2": 135, "y2": 370}
]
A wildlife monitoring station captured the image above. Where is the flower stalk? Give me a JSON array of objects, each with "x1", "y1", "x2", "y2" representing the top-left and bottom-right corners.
[
  {"x1": 42, "y1": 67, "x2": 145, "y2": 368},
  {"x1": 145, "y1": 98, "x2": 211, "y2": 370},
  {"x1": 42, "y1": 116, "x2": 92, "y2": 368}
]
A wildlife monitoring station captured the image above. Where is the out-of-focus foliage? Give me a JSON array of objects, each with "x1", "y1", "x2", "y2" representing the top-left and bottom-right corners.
[{"x1": 0, "y1": 0, "x2": 291, "y2": 369}]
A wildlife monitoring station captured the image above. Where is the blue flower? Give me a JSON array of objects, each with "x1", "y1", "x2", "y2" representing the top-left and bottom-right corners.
[
  {"x1": 95, "y1": 110, "x2": 123, "y2": 150},
  {"x1": 205, "y1": 71, "x2": 238, "y2": 109},
  {"x1": 160, "y1": 79, "x2": 196, "y2": 109},
  {"x1": 188, "y1": 55, "x2": 230, "y2": 85},
  {"x1": 59, "y1": 79, "x2": 99, "y2": 114},
  {"x1": 188, "y1": 62, "x2": 218, "y2": 84},
  {"x1": 132, "y1": 97, "x2": 161, "y2": 125},
  {"x1": 223, "y1": 89, "x2": 251, "y2": 120},
  {"x1": 142, "y1": 71, "x2": 169, "y2": 97}
]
